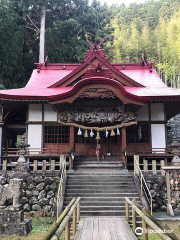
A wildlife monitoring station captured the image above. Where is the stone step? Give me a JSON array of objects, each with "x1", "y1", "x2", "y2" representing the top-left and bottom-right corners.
[
  {"x1": 66, "y1": 185, "x2": 136, "y2": 190},
  {"x1": 65, "y1": 189, "x2": 138, "y2": 194},
  {"x1": 65, "y1": 205, "x2": 130, "y2": 211},
  {"x1": 65, "y1": 193, "x2": 139, "y2": 197},
  {"x1": 74, "y1": 164, "x2": 122, "y2": 168},
  {"x1": 66, "y1": 181, "x2": 134, "y2": 185},
  {"x1": 67, "y1": 175, "x2": 133, "y2": 179},
  {"x1": 67, "y1": 173, "x2": 132, "y2": 176},
  {"x1": 67, "y1": 177, "x2": 134, "y2": 183},
  {"x1": 64, "y1": 200, "x2": 141, "y2": 206},
  {"x1": 64, "y1": 196, "x2": 140, "y2": 202}
]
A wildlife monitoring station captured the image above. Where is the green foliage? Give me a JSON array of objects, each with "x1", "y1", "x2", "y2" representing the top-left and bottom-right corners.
[
  {"x1": 1, "y1": 0, "x2": 180, "y2": 89},
  {"x1": 112, "y1": 0, "x2": 180, "y2": 87},
  {"x1": 0, "y1": 0, "x2": 113, "y2": 88}
]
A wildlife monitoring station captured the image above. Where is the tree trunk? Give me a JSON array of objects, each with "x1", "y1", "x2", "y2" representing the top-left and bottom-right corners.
[{"x1": 39, "y1": 4, "x2": 46, "y2": 63}]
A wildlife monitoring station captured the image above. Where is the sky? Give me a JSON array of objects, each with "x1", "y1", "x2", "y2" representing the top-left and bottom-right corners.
[{"x1": 91, "y1": 0, "x2": 147, "y2": 6}]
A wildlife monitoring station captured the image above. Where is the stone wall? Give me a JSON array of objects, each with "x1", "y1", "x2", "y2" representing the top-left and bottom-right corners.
[
  {"x1": 0, "y1": 175, "x2": 58, "y2": 216},
  {"x1": 146, "y1": 176, "x2": 180, "y2": 214},
  {"x1": 167, "y1": 114, "x2": 180, "y2": 144}
]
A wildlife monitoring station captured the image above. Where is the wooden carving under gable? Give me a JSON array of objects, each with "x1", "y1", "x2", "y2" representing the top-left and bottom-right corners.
[
  {"x1": 58, "y1": 104, "x2": 137, "y2": 124},
  {"x1": 82, "y1": 61, "x2": 114, "y2": 80},
  {"x1": 79, "y1": 88, "x2": 116, "y2": 99}
]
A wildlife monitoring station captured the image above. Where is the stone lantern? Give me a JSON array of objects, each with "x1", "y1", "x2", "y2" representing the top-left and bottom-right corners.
[
  {"x1": 12, "y1": 136, "x2": 30, "y2": 179},
  {"x1": 16, "y1": 136, "x2": 30, "y2": 163},
  {"x1": 169, "y1": 136, "x2": 180, "y2": 166}
]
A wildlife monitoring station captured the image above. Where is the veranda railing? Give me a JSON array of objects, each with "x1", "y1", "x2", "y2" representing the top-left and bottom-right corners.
[{"x1": 0, "y1": 154, "x2": 69, "y2": 176}]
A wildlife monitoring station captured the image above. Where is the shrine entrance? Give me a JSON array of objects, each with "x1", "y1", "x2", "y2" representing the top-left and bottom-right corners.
[
  {"x1": 50, "y1": 75, "x2": 148, "y2": 165},
  {"x1": 74, "y1": 125, "x2": 121, "y2": 155},
  {"x1": 56, "y1": 97, "x2": 138, "y2": 158}
]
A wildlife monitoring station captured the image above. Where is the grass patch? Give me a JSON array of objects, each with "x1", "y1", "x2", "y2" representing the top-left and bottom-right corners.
[
  {"x1": 0, "y1": 217, "x2": 54, "y2": 240},
  {"x1": 148, "y1": 233, "x2": 161, "y2": 240},
  {"x1": 144, "y1": 221, "x2": 180, "y2": 240}
]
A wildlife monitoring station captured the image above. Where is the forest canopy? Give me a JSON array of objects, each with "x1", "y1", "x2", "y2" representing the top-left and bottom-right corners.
[{"x1": 0, "y1": 0, "x2": 180, "y2": 89}]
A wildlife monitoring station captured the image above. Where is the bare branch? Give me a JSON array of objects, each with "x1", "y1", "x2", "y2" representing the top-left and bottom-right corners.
[
  {"x1": 27, "y1": 15, "x2": 40, "y2": 31},
  {"x1": 25, "y1": 26, "x2": 38, "y2": 32}
]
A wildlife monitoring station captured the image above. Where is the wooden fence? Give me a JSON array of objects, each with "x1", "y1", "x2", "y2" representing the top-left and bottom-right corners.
[
  {"x1": 1, "y1": 155, "x2": 68, "y2": 176},
  {"x1": 125, "y1": 198, "x2": 176, "y2": 240},
  {"x1": 128, "y1": 148, "x2": 172, "y2": 156},
  {"x1": 2, "y1": 147, "x2": 66, "y2": 157},
  {"x1": 134, "y1": 156, "x2": 166, "y2": 176}
]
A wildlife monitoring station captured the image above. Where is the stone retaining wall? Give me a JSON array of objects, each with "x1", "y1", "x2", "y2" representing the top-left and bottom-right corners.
[
  {"x1": 0, "y1": 175, "x2": 58, "y2": 216},
  {"x1": 146, "y1": 176, "x2": 180, "y2": 214}
]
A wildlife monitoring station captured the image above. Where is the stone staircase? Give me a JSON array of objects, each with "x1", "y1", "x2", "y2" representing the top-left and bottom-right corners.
[
  {"x1": 73, "y1": 154, "x2": 123, "y2": 171},
  {"x1": 63, "y1": 155, "x2": 142, "y2": 220}
]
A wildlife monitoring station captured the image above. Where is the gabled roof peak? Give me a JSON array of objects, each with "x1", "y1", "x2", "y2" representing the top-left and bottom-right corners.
[{"x1": 84, "y1": 39, "x2": 107, "y2": 61}]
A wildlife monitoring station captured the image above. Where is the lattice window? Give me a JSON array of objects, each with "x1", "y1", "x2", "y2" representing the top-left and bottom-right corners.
[
  {"x1": 126, "y1": 124, "x2": 149, "y2": 143},
  {"x1": 44, "y1": 125, "x2": 70, "y2": 143}
]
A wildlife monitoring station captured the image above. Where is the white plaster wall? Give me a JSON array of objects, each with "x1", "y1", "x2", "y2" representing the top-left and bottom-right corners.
[
  {"x1": 44, "y1": 104, "x2": 57, "y2": 122},
  {"x1": 151, "y1": 124, "x2": 166, "y2": 150},
  {"x1": 136, "y1": 105, "x2": 149, "y2": 121},
  {"x1": 28, "y1": 104, "x2": 42, "y2": 121},
  {"x1": 28, "y1": 125, "x2": 42, "y2": 150},
  {"x1": 151, "y1": 103, "x2": 164, "y2": 121}
]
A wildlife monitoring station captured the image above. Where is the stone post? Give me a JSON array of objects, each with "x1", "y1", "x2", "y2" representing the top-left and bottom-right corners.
[
  {"x1": 162, "y1": 136, "x2": 180, "y2": 216},
  {"x1": 0, "y1": 178, "x2": 32, "y2": 236},
  {"x1": 12, "y1": 136, "x2": 30, "y2": 179}
]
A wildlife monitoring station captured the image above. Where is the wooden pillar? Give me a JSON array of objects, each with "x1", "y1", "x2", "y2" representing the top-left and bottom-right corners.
[
  {"x1": 69, "y1": 126, "x2": 75, "y2": 170},
  {"x1": 70, "y1": 126, "x2": 75, "y2": 150},
  {"x1": 121, "y1": 127, "x2": 127, "y2": 168}
]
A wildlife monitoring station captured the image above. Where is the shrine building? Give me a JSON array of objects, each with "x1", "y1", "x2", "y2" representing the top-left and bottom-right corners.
[{"x1": 0, "y1": 41, "x2": 180, "y2": 167}]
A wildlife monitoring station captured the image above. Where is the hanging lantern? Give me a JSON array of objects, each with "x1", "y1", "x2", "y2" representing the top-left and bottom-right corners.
[
  {"x1": 84, "y1": 130, "x2": 88, "y2": 138},
  {"x1": 78, "y1": 128, "x2": 82, "y2": 135},
  {"x1": 138, "y1": 125, "x2": 142, "y2": 139},
  {"x1": 90, "y1": 129, "x2": 94, "y2": 137},
  {"x1": 96, "y1": 131, "x2": 101, "y2": 140},
  {"x1": 117, "y1": 128, "x2": 120, "y2": 135},
  {"x1": 110, "y1": 129, "x2": 115, "y2": 137},
  {"x1": 106, "y1": 130, "x2": 109, "y2": 137}
]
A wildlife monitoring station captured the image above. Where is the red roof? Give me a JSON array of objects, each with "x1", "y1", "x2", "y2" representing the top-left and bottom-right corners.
[{"x1": 0, "y1": 46, "x2": 180, "y2": 102}]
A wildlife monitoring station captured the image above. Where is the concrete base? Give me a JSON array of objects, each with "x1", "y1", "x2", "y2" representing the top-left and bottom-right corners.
[{"x1": 0, "y1": 209, "x2": 32, "y2": 236}]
